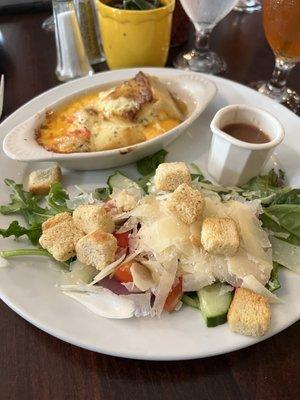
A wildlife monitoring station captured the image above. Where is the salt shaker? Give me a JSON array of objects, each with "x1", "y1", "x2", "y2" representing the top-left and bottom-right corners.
[
  {"x1": 73, "y1": 0, "x2": 105, "y2": 65},
  {"x1": 52, "y1": 0, "x2": 93, "y2": 81}
]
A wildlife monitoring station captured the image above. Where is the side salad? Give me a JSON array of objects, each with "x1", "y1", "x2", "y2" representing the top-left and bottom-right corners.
[{"x1": 0, "y1": 150, "x2": 299, "y2": 337}]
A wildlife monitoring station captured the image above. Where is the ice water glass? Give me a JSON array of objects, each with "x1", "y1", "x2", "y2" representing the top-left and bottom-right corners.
[{"x1": 174, "y1": 0, "x2": 238, "y2": 74}]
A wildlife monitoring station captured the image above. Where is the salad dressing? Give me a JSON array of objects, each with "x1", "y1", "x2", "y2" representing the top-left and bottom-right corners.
[{"x1": 222, "y1": 123, "x2": 270, "y2": 144}]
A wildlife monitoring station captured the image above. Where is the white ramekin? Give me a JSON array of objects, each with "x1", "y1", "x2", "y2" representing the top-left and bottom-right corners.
[{"x1": 208, "y1": 104, "x2": 285, "y2": 186}]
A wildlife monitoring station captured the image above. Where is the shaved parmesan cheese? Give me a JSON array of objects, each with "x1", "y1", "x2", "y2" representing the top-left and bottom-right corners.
[
  {"x1": 66, "y1": 192, "x2": 100, "y2": 209},
  {"x1": 227, "y1": 248, "x2": 272, "y2": 285},
  {"x1": 113, "y1": 211, "x2": 132, "y2": 221},
  {"x1": 64, "y1": 260, "x2": 97, "y2": 284},
  {"x1": 89, "y1": 254, "x2": 126, "y2": 286},
  {"x1": 131, "y1": 196, "x2": 161, "y2": 221},
  {"x1": 130, "y1": 262, "x2": 155, "y2": 291},
  {"x1": 139, "y1": 215, "x2": 190, "y2": 254},
  {"x1": 270, "y1": 237, "x2": 300, "y2": 274},
  {"x1": 224, "y1": 201, "x2": 271, "y2": 260},
  {"x1": 140, "y1": 259, "x2": 165, "y2": 284},
  {"x1": 122, "y1": 248, "x2": 144, "y2": 264},
  {"x1": 62, "y1": 286, "x2": 135, "y2": 319},
  {"x1": 116, "y1": 217, "x2": 138, "y2": 233},
  {"x1": 183, "y1": 271, "x2": 215, "y2": 291},
  {"x1": 152, "y1": 258, "x2": 178, "y2": 316},
  {"x1": 242, "y1": 275, "x2": 283, "y2": 303},
  {"x1": 203, "y1": 197, "x2": 227, "y2": 218},
  {"x1": 111, "y1": 188, "x2": 141, "y2": 212},
  {"x1": 243, "y1": 199, "x2": 263, "y2": 216},
  {"x1": 219, "y1": 284, "x2": 234, "y2": 295}
]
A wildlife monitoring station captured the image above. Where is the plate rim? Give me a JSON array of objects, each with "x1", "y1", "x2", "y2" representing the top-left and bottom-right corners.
[
  {"x1": 0, "y1": 68, "x2": 299, "y2": 361},
  {"x1": 0, "y1": 286, "x2": 298, "y2": 361}
]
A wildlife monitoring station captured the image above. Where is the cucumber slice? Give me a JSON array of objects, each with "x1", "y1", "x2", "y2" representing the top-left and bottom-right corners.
[
  {"x1": 107, "y1": 171, "x2": 144, "y2": 197},
  {"x1": 182, "y1": 294, "x2": 199, "y2": 309},
  {"x1": 197, "y1": 283, "x2": 233, "y2": 328}
]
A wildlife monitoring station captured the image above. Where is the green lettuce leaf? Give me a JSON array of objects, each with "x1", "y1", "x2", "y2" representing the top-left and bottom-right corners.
[
  {"x1": 269, "y1": 188, "x2": 300, "y2": 205},
  {"x1": 242, "y1": 169, "x2": 285, "y2": 199},
  {"x1": 263, "y1": 204, "x2": 300, "y2": 243},
  {"x1": 136, "y1": 174, "x2": 153, "y2": 194},
  {"x1": 266, "y1": 262, "x2": 281, "y2": 292},
  {"x1": 94, "y1": 187, "x2": 111, "y2": 201},
  {"x1": 136, "y1": 149, "x2": 168, "y2": 176}
]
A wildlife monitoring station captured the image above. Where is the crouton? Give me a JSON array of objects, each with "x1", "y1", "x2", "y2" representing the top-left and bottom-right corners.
[
  {"x1": 154, "y1": 162, "x2": 191, "y2": 191},
  {"x1": 166, "y1": 183, "x2": 204, "y2": 224},
  {"x1": 42, "y1": 212, "x2": 72, "y2": 231},
  {"x1": 114, "y1": 190, "x2": 137, "y2": 212},
  {"x1": 201, "y1": 217, "x2": 239, "y2": 256},
  {"x1": 39, "y1": 219, "x2": 84, "y2": 262},
  {"x1": 228, "y1": 288, "x2": 271, "y2": 337},
  {"x1": 28, "y1": 164, "x2": 62, "y2": 195},
  {"x1": 75, "y1": 230, "x2": 117, "y2": 270},
  {"x1": 73, "y1": 204, "x2": 115, "y2": 234}
]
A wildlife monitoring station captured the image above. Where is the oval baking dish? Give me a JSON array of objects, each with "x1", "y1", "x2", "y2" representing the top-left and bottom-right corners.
[{"x1": 3, "y1": 70, "x2": 216, "y2": 170}]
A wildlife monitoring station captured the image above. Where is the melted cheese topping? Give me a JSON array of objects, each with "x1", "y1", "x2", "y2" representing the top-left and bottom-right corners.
[{"x1": 37, "y1": 80, "x2": 185, "y2": 153}]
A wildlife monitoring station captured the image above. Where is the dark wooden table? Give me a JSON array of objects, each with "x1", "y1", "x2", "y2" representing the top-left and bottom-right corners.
[{"x1": 0, "y1": 9, "x2": 299, "y2": 400}]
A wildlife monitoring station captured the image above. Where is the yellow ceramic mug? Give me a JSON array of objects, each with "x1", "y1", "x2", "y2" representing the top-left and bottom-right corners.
[{"x1": 96, "y1": 0, "x2": 175, "y2": 70}]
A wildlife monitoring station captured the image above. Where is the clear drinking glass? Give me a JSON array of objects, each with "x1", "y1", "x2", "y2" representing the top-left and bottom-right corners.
[
  {"x1": 42, "y1": 16, "x2": 55, "y2": 32},
  {"x1": 173, "y1": 0, "x2": 238, "y2": 74},
  {"x1": 74, "y1": 0, "x2": 106, "y2": 65},
  {"x1": 52, "y1": 0, "x2": 93, "y2": 81},
  {"x1": 250, "y1": 0, "x2": 300, "y2": 114},
  {"x1": 43, "y1": 1, "x2": 105, "y2": 65},
  {"x1": 234, "y1": 0, "x2": 261, "y2": 13}
]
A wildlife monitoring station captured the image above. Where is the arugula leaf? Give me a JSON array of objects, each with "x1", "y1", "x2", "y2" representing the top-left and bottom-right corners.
[
  {"x1": 0, "y1": 179, "x2": 52, "y2": 225},
  {"x1": 94, "y1": 187, "x2": 111, "y2": 201},
  {"x1": 190, "y1": 163, "x2": 205, "y2": 181},
  {"x1": 0, "y1": 179, "x2": 72, "y2": 248},
  {"x1": 0, "y1": 248, "x2": 51, "y2": 258},
  {"x1": 0, "y1": 220, "x2": 42, "y2": 245},
  {"x1": 46, "y1": 182, "x2": 71, "y2": 213},
  {"x1": 242, "y1": 169, "x2": 285, "y2": 199},
  {"x1": 266, "y1": 262, "x2": 281, "y2": 292},
  {"x1": 0, "y1": 247, "x2": 71, "y2": 269},
  {"x1": 136, "y1": 149, "x2": 168, "y2": 176}
]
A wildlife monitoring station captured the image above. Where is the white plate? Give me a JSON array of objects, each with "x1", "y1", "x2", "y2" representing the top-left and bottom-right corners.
[
  {"x1": 0, "y1": 68, "x2": 299, "y2": 361},
  {"x1": 2, "y1": 70, "x2": 216, "y2": 170}
]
